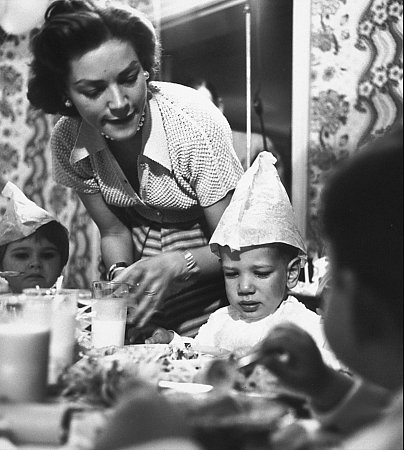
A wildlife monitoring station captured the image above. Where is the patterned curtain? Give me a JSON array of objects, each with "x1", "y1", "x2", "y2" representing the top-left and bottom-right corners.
[
  {"x1": 0, "y1": 0, "x2": 160, "y2": 289},
  {"x1": 308, "y1": 0, "x2": 403, "y2": 254}
]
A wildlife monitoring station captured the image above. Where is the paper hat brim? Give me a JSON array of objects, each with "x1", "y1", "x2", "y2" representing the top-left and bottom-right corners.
[
  {"x1": 0, "y1": 182, "x2": 57, "y2": 247},
  {"x1": 210, "y1": 152, "x2": 307, "y2": 264}
]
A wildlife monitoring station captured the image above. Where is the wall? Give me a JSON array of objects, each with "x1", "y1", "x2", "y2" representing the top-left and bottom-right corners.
[
  {"x1": 308, "y1": 0, "x2": 403, "y2": 254},
  {"x1": 0, "y1": 0, "x2": 159, "y2": 289}
]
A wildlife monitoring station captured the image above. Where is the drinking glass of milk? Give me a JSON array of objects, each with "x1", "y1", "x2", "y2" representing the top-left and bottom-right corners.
[
  {"x1": 0, "y1": 295, "x2": 51, "y2": 402},
  {"x1": 91, "y1": 281, "x2": 131, "y2": 349},
  {"x1": 22, "y1": 288, "x2": 78, "y2": 385}
]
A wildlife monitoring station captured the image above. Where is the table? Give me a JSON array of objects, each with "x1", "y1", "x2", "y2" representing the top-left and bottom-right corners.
[{"x1": 1, "y1": 344, "x2": 309, "y2": 450}]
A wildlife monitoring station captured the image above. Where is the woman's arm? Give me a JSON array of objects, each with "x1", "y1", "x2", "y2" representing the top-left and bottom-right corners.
[
  {"x1": 182, "y1": 191, "x2": 233, "y2": 280},
  {"x1": 116, "y1": 191, "x2": 232, "y2": 287},
  {"x1": 115, "y1": 192, "x2": 233, "y2": 327},
  {"x1": 78, "y1": 192, "x2": 134, "y2": 270}
]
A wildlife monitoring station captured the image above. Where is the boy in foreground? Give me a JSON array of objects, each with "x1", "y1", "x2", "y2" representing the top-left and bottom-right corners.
[{"x1": 260, "y1": 128, "x2": 403, "y2": 449}]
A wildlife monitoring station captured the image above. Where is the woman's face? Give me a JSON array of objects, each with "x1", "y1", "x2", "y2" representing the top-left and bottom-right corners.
[
  {"x1": 220, "y1": 245, "x2": 292, "y2": 321},
  {"x1": 66, "y1": 39, "x2": 148, "y2": 141},
  {"x1": 1, "y1": 235, "x2": 63, "y2": 293}
]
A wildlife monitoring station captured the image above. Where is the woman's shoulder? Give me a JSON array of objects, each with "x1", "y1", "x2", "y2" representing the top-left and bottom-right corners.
[
  {"x1": 52, "y1": 115, "x2": 81, "y2": 133},
  {"x1": 51, "y1": 116, "x2": 82, "y2": 145},
  {"x1": 151, "y1": 81, "x2": 204, "y2": 102},
  {"x1": 151, "y1": 81, "x2": 228, "y2": 124}
]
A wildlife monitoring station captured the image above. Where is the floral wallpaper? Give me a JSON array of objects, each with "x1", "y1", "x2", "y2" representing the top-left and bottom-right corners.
[
  {"x1": 0, "y1": 0, "x2": 159, "y2": 289},
  {"x1": 308, "y1": 0, "x2": 403, "y2": 254}
]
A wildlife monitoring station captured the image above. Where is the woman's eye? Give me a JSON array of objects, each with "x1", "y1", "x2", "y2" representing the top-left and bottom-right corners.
[
  {"x1": 123, "y1": 75, "x2": 138, "y2": 84},
  {"x1": 83, "y1": 90, "x2": 102, "y2": 99}
]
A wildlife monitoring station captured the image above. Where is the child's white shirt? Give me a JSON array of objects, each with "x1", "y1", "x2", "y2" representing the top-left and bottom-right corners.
[{"x1": 171, "y1": 295, "x2": 337, "y2": 366}]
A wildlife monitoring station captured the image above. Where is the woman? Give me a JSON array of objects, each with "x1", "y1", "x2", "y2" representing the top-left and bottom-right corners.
[{"x1": 27, "y1": 0, "x2": 243, "y2": 337}]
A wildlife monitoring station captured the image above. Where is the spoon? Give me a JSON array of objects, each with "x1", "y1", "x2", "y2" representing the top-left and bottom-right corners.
[
  {"x1": 0, "y1": 271, "x2": 24, "y2": 277},
  {"x1": 236, "y1": 348, "x2": 290, "y2": 370}
]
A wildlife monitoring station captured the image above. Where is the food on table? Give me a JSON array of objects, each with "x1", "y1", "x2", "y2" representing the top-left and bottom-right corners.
[
  {"x1": 60, "y1": 343, "x2": 304, "y2": 409},
  {"x1": 59, "y1": 344, "x2": 204, "y2": 406}
]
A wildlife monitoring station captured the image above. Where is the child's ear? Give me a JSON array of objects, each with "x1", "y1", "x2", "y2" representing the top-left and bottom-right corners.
[{"x1": 286, "y1": 257, "x2": 301, "y2": 289}]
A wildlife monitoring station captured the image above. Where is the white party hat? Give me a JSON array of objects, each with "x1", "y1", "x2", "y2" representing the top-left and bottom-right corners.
[
  {"x1": 0, "y1": 181, "x2": 56, "y2": 246},
  {"x1": 210, "y1": 152, "x2": 307, "y2": 264}
]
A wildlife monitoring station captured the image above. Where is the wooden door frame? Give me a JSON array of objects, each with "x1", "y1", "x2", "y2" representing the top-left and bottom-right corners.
[{"x1": 291, "y1": 0, "x2": 312, "y2": 239}]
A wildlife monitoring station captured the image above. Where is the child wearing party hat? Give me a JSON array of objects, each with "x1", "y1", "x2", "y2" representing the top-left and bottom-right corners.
[
  {"x1": 147, "y1": 153, "x2": 334, "y2": 361},
  {"x1": 0, "y1": 179, "x2": 69, "y2": 293}
]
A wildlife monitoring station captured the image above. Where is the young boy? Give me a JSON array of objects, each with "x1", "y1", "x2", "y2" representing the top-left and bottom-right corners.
[
  {"x1": 259, "y1": 128, "x2": 402, "y2": 449},
  {"x1": 147, "y1": 153, "x2": 333, "y2": 362},
  {"x1": 0, "y1": 180, "x2": 69, "y2": 293}
]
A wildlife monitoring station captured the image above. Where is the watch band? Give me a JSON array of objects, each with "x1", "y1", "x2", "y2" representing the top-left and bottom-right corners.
[
  {"x1": 107, "y1": 262, "x2": 128, "y2": 281},
  {"x1": 181, "y1": 250, "x2": 200, "y2": 281}
]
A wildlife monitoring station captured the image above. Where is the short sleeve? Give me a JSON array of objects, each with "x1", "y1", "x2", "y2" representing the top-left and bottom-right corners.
[
  {"x1": 51, "y1": 117, "x2": 100, "y2": 194},
  {"x1": 156, "y1": 83, "x2": 244, "y2": 208},
  {"x1": 188, "y1": 107, "x2": 244, "y2": 207}
]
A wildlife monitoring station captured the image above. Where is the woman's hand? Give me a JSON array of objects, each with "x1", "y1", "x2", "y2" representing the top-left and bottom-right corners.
[
  {"x1": 258, "y1": 322, "x2": 332, "y2": 398},
  {"x1": 115, "y1": 251, "x2": 186, "y2": 327}
]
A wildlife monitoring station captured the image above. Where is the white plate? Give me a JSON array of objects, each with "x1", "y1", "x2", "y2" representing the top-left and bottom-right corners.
[{"x1": 158, "y1": 380, "x2": 213, "y2": 394}]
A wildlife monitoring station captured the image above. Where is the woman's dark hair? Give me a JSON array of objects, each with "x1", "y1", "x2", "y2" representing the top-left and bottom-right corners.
[
  {"x1": 27, "y1": 0, "x2": 160, "y2": 117},
  {"x1": 321, "y1": 127, "x2": 403, "y2": 325},
  {"x1": 0, "y1": 220, "x2": 70, "y2": 269}
]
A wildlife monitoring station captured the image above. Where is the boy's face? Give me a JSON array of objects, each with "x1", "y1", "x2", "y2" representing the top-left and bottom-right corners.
[
  {"x1": 220, "y1": 245, "x2": 299, "y2": 321},
  {"x1": 1, "y1": 235, "x2": 63, "y2": 293}
]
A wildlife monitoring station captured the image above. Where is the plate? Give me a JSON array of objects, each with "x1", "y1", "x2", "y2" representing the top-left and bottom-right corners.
[{"x1": 158, "y1": 380, "x2": 213, "y2": 394}]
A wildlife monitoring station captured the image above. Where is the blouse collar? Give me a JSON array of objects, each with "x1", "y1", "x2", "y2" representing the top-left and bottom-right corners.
[{"x1": 70, "y1": 93, "x2": 171, "y2": 171}]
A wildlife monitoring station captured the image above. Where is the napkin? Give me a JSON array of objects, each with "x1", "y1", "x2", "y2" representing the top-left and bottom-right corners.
[
  {"x1": 0, "y1": 182, "x2": 56, "y2": 247},
  {"x1": 0, "y1": 403, "x2": 70, "y2": 446},
  {"x1": 210, "y1": 152, "x2": 306, "y2": 264}
]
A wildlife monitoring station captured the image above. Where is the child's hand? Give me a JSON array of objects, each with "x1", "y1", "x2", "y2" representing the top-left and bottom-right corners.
[
  {"x1": 259, "y1": 322, "x2": 331, "y2": 398},
  {"x1": 145, "y1": 328, "x2": 174, "y2": 344}
]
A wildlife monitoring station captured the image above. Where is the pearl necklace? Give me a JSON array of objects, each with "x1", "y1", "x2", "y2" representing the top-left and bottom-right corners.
[
  {"x1": 136, "y1": 110, "x2": 146, "y2": 132},
  {"x1": 102, "y1": 110, "x2": 146, "y2": 141}
]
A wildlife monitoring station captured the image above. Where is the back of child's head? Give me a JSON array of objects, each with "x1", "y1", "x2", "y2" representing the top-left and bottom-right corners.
[
  {"x1": 210, "y1": 152, "x2": 306, "y2": 265},
  {"x1": 321, "y1": 126, "x2": 403, "y2": 329}
]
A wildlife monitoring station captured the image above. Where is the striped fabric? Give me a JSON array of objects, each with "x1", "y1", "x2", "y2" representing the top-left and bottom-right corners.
[{"x1": 125, "y1": 209, "x2": 228, "y2": 336}]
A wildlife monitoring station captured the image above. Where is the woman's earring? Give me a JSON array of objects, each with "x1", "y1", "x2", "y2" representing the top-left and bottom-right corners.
[
  {"x1": 144, "y1": 71, "x2": 150, "y2": 80},
  {"x1": 65, "y1": 98, "x2": 73, "y2": 108}
]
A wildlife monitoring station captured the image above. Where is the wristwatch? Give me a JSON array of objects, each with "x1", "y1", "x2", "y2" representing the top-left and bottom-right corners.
[
  {"x1": 181, "y1": 250, "x2": 200, "y2": 281},
  {"x1": 107, "y1": 262, "x2": 128, "y2": 281}
]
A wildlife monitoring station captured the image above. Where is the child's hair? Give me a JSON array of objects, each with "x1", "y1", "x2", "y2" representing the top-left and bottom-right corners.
[
  {"x1": 321, "y1": 127, "x2": 403, "y2": 330},
  {"x1": 0, "y1": 220, "x2": 69, "y2": 269}
]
